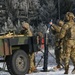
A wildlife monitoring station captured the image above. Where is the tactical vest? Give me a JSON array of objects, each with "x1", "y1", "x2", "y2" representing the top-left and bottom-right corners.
[{"x1": 66, "y1": 23, "x2": 75, "y2": 40}]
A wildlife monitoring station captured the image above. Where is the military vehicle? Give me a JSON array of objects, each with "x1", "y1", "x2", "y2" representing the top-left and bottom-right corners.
[
  {"x1": 0, "y1": 33, "x2": 38, "y2": 75},
  {"x1": 0, "y1": 0, "x2": 38, "y2": 75}
]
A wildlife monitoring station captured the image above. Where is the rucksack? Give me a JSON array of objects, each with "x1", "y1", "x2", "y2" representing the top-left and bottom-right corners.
[{"x1": 67, "y1": 24, "x2": 75, "y2": 39}]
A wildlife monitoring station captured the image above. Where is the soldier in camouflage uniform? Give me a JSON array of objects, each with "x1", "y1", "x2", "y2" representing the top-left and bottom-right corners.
[
  {"x1": 59, "y1": 12, "x2": 75, "y2": 74},
  {"x1": 50, "y1": 20, "x2": 64, "y2": 70},
  {"x1": 37, "y1": 32, "x2": 44, "y2": 49},
  {"x1": 22, "y1": 22, "x2": 36, "y2": 73}
]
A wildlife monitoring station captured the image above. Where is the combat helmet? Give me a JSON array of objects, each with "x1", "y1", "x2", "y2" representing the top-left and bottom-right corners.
[
  {"x1": 38, "y1": 32, "x2": 43, "y2": 38},
  {"x1": 66, "y1": 12, "x2": 75, "y2": 20},
  {"x1": 22, "y1": 21, "x2": 30, "y2": 29}
]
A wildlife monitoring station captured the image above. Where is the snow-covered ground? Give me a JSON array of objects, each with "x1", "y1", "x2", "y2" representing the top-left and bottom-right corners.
[{"x1": 0, "y1": 48, "x2": 74, "y2": 75}]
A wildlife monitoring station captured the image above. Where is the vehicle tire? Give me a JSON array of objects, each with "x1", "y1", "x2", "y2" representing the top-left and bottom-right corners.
[{"x1": 6, "y1": 50, "x2": 30, "y2": 75}]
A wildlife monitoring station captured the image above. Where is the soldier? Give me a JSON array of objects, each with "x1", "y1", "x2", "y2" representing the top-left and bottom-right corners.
[
  {"x1": 22, "y1": 22, "x2": 33, "y2": 36},
  {"x1": 50, "y1": 20, "x2": 64, "y2": 70},
  {"x1": 22, "y1": 22, "x2": 36, "y2": 73},
  {"x1": 37, "y1": 32, "x2": 44, "y2": 50},
  {"x1": 59, "y1": 12, "x2": 75, "y2": 74}
]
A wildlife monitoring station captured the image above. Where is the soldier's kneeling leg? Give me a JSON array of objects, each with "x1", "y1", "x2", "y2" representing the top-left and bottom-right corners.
[{"x1": 29, "y1": 53, "x2": 36, "y2": 73}]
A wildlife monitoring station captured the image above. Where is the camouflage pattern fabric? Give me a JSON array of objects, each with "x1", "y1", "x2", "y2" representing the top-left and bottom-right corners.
[
  {"x1": 29, "y1": 53, "x2": 36, "y2": 73},
  {"x1": 51, "y1": 20, "x2": 64, "y2": 67},
  {"x1": 22, "y1": 22, "x2": 36, "y2": 73},
  {"x1": 59, "y1": 12, "x2": 75, "y2": 74}
]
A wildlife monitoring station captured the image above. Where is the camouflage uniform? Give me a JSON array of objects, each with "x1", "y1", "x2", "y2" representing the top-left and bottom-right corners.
[
  {"x1": 59, "y1": 12, "x2": 75, "y2": 74},
  {"x1": 22, "y1": 22, "x2": 36, "y2": 73},
  {"x1": 51, "y1": 20, "x2": 64, "y2": 69}
]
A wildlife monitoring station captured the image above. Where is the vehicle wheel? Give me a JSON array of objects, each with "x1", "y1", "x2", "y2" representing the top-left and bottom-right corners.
[{"x1": 6, "y1": 50, "x2": 30, "y2": 75}]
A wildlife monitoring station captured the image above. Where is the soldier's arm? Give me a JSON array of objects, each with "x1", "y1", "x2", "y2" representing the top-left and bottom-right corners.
[
  {"x1": 59, "y1": 24, "x2": 68, "y2": 39},
  {"x1": 51, "y1": 24, "x2": 61, "y2": 32},
  {"x1": 27, "y1": 28, "x2": 33, "y2": 36}
]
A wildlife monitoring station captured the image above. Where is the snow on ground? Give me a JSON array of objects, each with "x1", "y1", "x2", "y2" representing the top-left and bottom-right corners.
[
  {"x1": 26, "y1": 48, "x2": 74, "y2": 75},
  {"x1": 0, "y1": 48, "x2": 74, "y2": 75}
]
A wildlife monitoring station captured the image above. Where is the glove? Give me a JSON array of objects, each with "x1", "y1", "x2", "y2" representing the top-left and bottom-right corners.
[{"x1": 46, "y1": 29, "x2": 49, "y2": 33}]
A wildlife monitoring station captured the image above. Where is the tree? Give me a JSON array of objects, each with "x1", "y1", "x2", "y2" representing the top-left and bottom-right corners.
[
  {"x1": 59, "y1": 0, "x2": 73, "y2": 19},
  {"x1": 39, "y1": 0, "x2": 57, "y2": 24},
  {"x1": 0, "y1": 0, "x2": 75, "y2": 33}
]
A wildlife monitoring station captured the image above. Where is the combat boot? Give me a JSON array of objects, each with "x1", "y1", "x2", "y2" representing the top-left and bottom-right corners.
[
  {"x1": 29, "y1": 66, "x2": 37, "y2": 73},
  {"x1": 64, "y1": 68, "x2": 69, "y2": 74},
  {"x1": 31, "y1": 66, "x2": 36, "y2": 72},
  {"x1": 72, "y1": 67, "x2": 75, "y2": 74},
  {"x1": 64, "y1": 70, "x2": 68, "y2": 74},
  {"x1": 64, "y1": 66, "x2": 69, "y2": 74}
]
